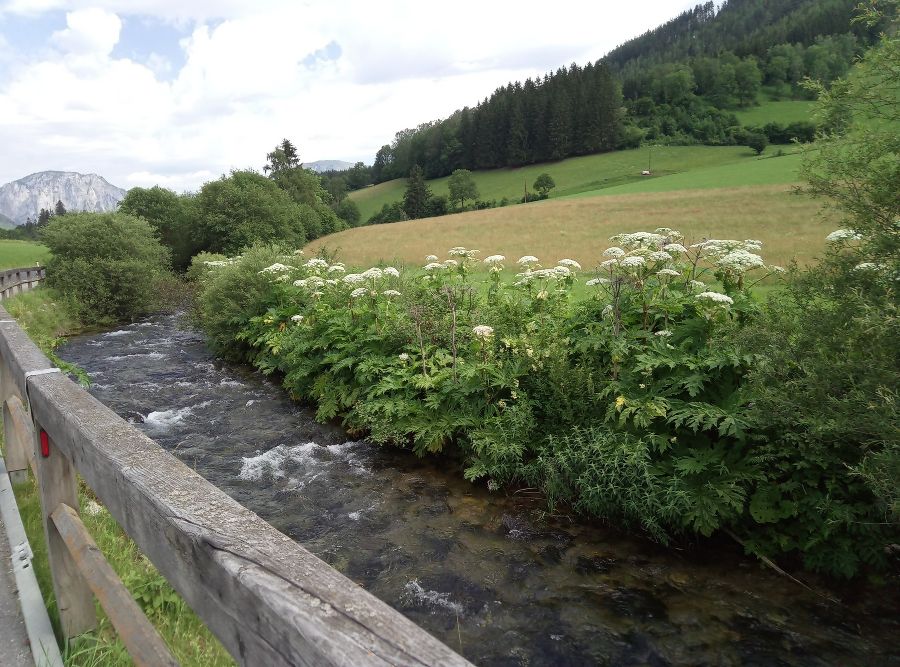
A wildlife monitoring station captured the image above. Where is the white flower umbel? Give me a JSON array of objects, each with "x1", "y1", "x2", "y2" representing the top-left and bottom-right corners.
[
  {"x1": 557, "y1": 258, "x2": 581, "y2": 270},
  {"x1": 304, "y1": 258, "x2": 329, "y2": 270},
  {"x1": 657, "y1": 268, "x2": 680, "y2": 277},
  {"x1": 647, "y1": 251, "x2": 673, "y2": 263},
  {"x1": 602, "y1": 247, "x2": 625, "y2": 257},
  {"x1": 484, "y1": 255, "x2": 506, "y2": 265},
  {"x1": 258, "y1": 263, "x2": 292, "y2": 274},
  {"x1": 425, "y1": 254, "x2": 438, "y2": 262},
  {"x1": 663, "y1": 243, "x2": 687, "y2": 254},
  {"x1": 328, "y1": 265, "x2": 346, "y2": 274},
  {"x1": 472, "y1": 325, "x2": 494, "y2": 339},
  {"x1": 291, "y1": 314, "x2": 304, "y2": 323},
  {"x1": 382, "y1": 289, "x2": 402, "y2": 298},
  {"x1": 424, "y1": 262, "x2": 445, "y2": 271},
  {"x1": 361, "y1": 267, "x2": 383, "y2": 280},
  {"x1": 654, "y1": 330, "x2": 673, "y2": 337},
  {"x1": 383, "y1": 266, "x2": 401, "y2": 278},
  {"x1": 350, "y1": 287, "x2": 369, "y2": 299},
  {"x1": 448, "y1": 247, "x2": 480, "y2": 259},
  {"x1": 600, "y1": 258, "x2": 619, "y2": 268},
  {"x1": 853, "y1": 262, "x2": 878, "y2": 271},
  {"x1": 443, "y1": 259, "x2": 459, "y2": 267},
  {"x1": 342, "y1": 273, "x2": 366, "y2": 284},
  {"x1": 398, "y1": 352, "x2": 410, "y2": 361},
  {"x1": 689, "y1": 280, "x2": 707, "y2": 290},
  {"x1": 717, "y1": 249, "x2": 764, "y2": 273},
  {"x1": 293, "y1": 249, "x2": 305, "y2": 255},
  {"x1": 609, "y1": 232, "x2": 666, "y2": 249},
  {"x1": 601, "y1": 304, "x2": 614, "y2": 318},
  {"x1": 517, "y1": 255, "x2": 539, "y2": 265},
  {"x1": 586, "y1": 277, "x2": 610, "y2": 286},
  {"x1": 620, "y1": 256, "x2": 646, "y2": 269},
  {"x1": 696, "y1": 291, "x2": 734, "y2": 305},
  {"x1": 826, "y1": 229, "x2": 863, "y2": 243}
]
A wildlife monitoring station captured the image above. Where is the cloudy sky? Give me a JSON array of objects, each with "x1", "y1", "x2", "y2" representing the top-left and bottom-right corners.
[{"x1": 0, "y1": 1, "x2": 695, "y2": 191}]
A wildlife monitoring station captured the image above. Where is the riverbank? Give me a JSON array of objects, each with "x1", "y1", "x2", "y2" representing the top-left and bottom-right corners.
[{"x1": 55, "y1": 310, "x2": 900, "y2": 666}]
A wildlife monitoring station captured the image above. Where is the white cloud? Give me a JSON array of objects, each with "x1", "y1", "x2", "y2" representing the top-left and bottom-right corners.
[
  {"x1": 0, "y1": 1, "x2": 698, "y2": 191},
  {"x1": 51, "y1": 7, "x2": 121, "y2": 57}
]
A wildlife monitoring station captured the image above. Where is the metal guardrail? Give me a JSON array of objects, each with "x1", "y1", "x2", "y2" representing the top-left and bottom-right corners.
[{"x1": 0, "y1": 298, "x2": 471, "y2": 666}]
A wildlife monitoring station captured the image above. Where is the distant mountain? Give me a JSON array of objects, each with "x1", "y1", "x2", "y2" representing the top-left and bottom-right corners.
[
  {"x1": 305, "y1": 160, "x2": 354, "y2": 173},
  {"x1": 0, "y1": 171, "x2": 126, "y2": 224},
  {"x1": 0, "y1": 212, "x2": 16, "y2": 230}
]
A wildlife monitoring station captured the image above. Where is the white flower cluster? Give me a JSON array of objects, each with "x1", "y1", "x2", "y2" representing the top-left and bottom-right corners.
[
  {"x1": 304, "y1": 258, "x2": 329, "y2": 270},
  {"x1": 448, "y1": 246, "x2": 480, "y2": 259},
  {"x1": 203, "y1": 259, "x2": 236, "y2": 268},
  {"x1": 350, "y1": 287, "x2": 370, "y2": 299},
  {"x1": 696, "y1": 291, "x2": 734, "y2": 306},
  {"x1": 472, "y1": 325, "x2": 494, "y2": 339},
  {"x1": 517, "y1": 255, "x2": 539, "y2": 266},
  {"x1": 484, "y1": 255, "x2": 505, "y2": 265},
  {"x1": 557, "y1": 258, "x2": 581, "y2": 270},
  {"x1": 514, "y1": 265, "x2": 571, "y2": 286},
  {"x1": 258, "y1": 263, "x2": 293, "y2": 274}
]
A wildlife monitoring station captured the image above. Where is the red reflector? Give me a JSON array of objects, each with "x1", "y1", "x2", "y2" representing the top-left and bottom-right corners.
[{"x1": 39, "y1": 430, "x2": 50, "y2": 458}]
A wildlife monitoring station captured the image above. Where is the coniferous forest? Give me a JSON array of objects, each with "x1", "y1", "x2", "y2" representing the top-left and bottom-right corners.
[{"x1": 362, "y1": 0, "x2": 881, "y2": 185}]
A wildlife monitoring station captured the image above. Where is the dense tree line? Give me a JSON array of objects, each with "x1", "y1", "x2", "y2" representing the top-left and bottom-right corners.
[
  {"x1": 370, "y1": 62, "x2": 624, "y2": 183},
  {"x1": 117, "y1": 140, "x2": 348, "y2": 271},
  {"x1": 346, "y1": 0, "x2": 872, "y2": 190}
]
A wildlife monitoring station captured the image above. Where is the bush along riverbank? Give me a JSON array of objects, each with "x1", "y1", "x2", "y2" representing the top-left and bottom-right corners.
[{"x1": 192, "y1": 230, "x2": 897, "y2": 579}]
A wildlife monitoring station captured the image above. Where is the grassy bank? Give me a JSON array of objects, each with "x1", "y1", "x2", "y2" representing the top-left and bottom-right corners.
[
  {"x1": 309, "y1": 184, "x2": 829, "y2": 270},
  {"x1": 1, "y1": 287, "x2": 233, "y2": 666}
]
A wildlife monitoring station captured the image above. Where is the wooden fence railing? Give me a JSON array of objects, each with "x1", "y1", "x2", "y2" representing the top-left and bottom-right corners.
[
  {"x1": 0, "y1": 266, "x2": 45, "y2": 300},
  {"x1": 0, "y1": 301, "x2": 471, "y2": 666}
]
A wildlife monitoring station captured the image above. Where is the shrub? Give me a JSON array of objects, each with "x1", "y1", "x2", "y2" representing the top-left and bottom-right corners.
[
  {"x1": 194, "y1": 170, "x2": 309, "y2": 255},
  {"x1": 41, "y1": 212, "x2": 171, "y2": 322}
]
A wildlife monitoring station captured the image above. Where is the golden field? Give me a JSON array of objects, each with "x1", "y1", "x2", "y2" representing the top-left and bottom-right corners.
[{"x1": 307, "y1": 184, "x2": 832, "y2": 271}]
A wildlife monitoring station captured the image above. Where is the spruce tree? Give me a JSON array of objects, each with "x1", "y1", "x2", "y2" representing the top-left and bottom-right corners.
[{"x1": 402, "y1": 165, "x2": 432, "y2": 219}]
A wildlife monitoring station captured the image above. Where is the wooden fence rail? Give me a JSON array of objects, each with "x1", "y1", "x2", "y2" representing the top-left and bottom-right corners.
[
  {"x1": 0, "y1": 300, "x2": 471, "y2": 666},
  {"x1": 0, "y1": 266, "x2": 45, "y2": 300}
]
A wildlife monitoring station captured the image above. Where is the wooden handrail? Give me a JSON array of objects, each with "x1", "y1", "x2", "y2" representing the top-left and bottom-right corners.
[
  {"x1": 50, "y1": 503, "x2": 179, "y2": 667},
  {"x1": 0, "y1": 266, "x2": 45, "y2": 300},
  {"x1": 0, "y1": 304, "x2": 471, "y2": 666}
]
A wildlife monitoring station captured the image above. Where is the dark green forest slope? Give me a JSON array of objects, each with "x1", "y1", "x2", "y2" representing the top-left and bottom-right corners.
[{"x1": 357, "y1": 0, "x2": 880, "y2": 186}]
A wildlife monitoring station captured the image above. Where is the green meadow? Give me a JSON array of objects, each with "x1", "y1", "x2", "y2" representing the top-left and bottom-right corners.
[
  {"x1": 349, "y1": 145, "x2": 774, "y2": 221},
  {"x1": 0, "y1": 240, "x2": 51, "y2": 269}
]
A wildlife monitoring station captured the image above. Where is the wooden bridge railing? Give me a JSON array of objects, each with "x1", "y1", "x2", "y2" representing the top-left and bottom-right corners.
[
  {"x1": 0, "y1": 266, "x2": 45, "y2": 300},
  {"x1": 0, "y1": 301, "x2": 471, "y2": 666}
]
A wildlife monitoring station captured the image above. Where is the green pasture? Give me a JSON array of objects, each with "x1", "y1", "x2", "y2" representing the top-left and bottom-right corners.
[
  {"x1": 568, "y1": 150, "x2": 803, "y2": 198},
  {"x1": 735, "y1": 99, "x2": 816, "y2": 126},
  {"x1": 349, "y1": 145, "x2": 767, "y2": 221},
  {"x1": 0, "y1": 240, "x2": 51, "y2": 269}
]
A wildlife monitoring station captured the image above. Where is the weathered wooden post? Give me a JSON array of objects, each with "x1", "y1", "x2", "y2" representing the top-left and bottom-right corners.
[{"x1": 30, "y1": 410, "x2": 97, "y2": 637}]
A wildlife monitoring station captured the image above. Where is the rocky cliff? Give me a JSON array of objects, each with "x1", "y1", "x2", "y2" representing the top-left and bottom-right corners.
[{"x1": 0, "y1": 171, "x2": 126, "y2": 224}]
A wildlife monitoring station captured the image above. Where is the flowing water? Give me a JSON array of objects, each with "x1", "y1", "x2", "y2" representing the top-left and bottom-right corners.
[{"x1": 58, "y1": 313, "x2": 899, "y2": 667}]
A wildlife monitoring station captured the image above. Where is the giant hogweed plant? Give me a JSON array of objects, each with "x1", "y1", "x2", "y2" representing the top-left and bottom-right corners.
[{"x1": 194, "y1": 231, "x2": 893, "y2": 576}]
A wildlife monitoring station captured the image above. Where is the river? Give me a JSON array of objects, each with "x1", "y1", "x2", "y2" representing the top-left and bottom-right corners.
[{"x1": 58, "y1": 313, "x2": 898, "y2": 666}]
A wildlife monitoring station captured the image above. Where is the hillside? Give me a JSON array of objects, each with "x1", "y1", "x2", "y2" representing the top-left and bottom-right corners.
[
  {"x1": 349, "y1": 144, "x2": 802, "y2": 222},
  {"x1": 0, "y1": 212, "x2": 16, "y2": 230},
  {"x1": 0, "y1": 171, "x2": 126, "y2": 224}
]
